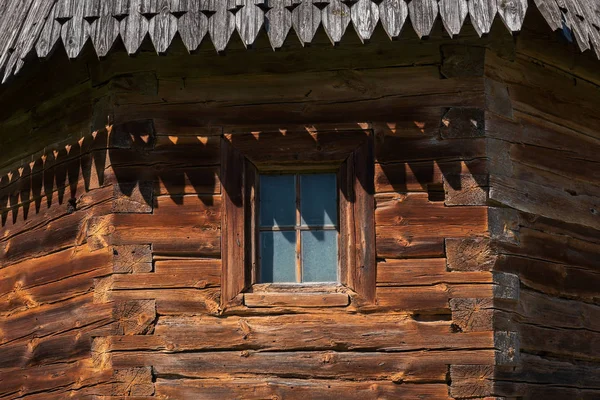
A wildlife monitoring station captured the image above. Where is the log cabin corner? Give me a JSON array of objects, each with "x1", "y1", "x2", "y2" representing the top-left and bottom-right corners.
[{"x1": 0, "y1": 0, "x2": 599, "y2": 399}]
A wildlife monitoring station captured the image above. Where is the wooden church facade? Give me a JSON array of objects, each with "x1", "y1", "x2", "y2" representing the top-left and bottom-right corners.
[{"x1": 0, "y1": 1, "x2": 599, "y2": 399}]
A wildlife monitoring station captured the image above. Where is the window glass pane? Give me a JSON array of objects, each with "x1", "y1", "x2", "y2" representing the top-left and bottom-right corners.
[
  {"x1": 260, "y1": 175, "x2": 296, "y2": 227},
  {"x1": 260, "y1": 231, "x2": 296, "y2": 283},
  {"x1": 301, "y1": 230, "x2": 338, "y2": 283},
  {"x1": 300, "y1": 173, "x2": 337, "y2": 227}
]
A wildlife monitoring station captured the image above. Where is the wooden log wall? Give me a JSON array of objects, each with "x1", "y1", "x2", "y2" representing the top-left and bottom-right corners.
[
  {"x1": 480, "y1": 9, "x2": 600, "y2": 400},
  {"x1": 0, "y1": 9, "x2": 597, "y2": 400},
  {"x1": 0, "y1": 127, "x2": 126, "y2": 398}
]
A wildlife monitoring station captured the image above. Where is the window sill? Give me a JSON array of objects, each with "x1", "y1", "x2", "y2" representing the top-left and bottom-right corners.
[{"x1": 243, "y1": 292, "x2": 350, "y2": 308}]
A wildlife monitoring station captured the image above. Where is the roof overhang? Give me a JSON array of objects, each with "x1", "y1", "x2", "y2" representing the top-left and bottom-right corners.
[{"x1": 0, "y1": 0, "x2": 598, "y2": 84}]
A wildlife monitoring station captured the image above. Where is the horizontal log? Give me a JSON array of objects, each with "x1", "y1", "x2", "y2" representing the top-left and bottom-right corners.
[
  {"x1": 375, "y1": 193, "x2": 488, "y2": 259},
  {"x1": 495, "y1": 254, "x2": 600, "y2": 302},
  {"x1": 0, "y1": 244, "x2": 110, "y2": 296},
  {"x1": 377, "y1": 259, "x2": 492, "y2": 286},
  {"x1": 510, "y1": 141, "x2": 600, "y2": 187},
  {"x1": 153, "y1": 194, "x2": 221, "y2": 216},
  {"x1": 493, "y1": 381, "x2": 600, "y2": 400},
  {"x1": 226, "y1": 130, "x2": 369, "y2": 166},
  {"x1": 108, "y1": 314, "x2": 493, "y2": 353},
  {"x1": 496, "y1": 353, "x2": 600, "y2": 390},
  {"x1": 113, "y1": 350, "x2": 495, "y2": 382},
  {"x1": 518, "y1": 323, "x2": 600, "y2": 362},
  {"x1": 155, "y1": 134, "x2": 221, "y2": 161},
  {"x1": 0, "y1": 148, "x2": 113, "y2": 222},
  {"x1": 489, "y1": 174, "x2": 600, "y2": 231},
  {"x1": 374, "y1": 284, "x2": 494, "y2": 312},
  {"x1": 244, "y1": 293, "x2": 349, "y2": 308},
  {"x1": 3, "y1": 205, "x2": 113, "y2": 267},
  {"x1": 375, "y1": 193, "x2": 488, "y2": 229},
  {"x1": 0, "y1": 294, "x2": 112, "y2": 346},
  {"x1": 88, "y1": 214, "x2": 220, "y2": 256},
  {"x1": 113, "y1": 268, "x2": 220, "y2": 290},
  {"x1": 116, "y1": 96, "x2": 482, "y2": 129},
  {"x1": 486, "y1": 111, "x2": 600, "y2": 163},
  {"x1": 0, "y1": 133, "x2": 109, "y2": 200},
  {"x1": 498, "y1": 289, "x2": 600, "y2": 334},
  {"x1": 1, "y1": 182, "x2": 113, "y2": 259},
  {"x1": 376, "y1": 137, "x2": 486, "y2": 163},
  {"x1": 376, "y1": 231, "x2": 445, "y2": 258},
  {"x1": 486, "y1": 52, "x2": 600, "y2": 140},
  {"x1": 0, "y1": 314, "x2": 114, "y2": 369},
  {"x1": 155, "y1": 67, "x2": 482, "y2": 109},
  {"x1": 154, "y1": 165, "x2": 220, "y2": 195},
  {"x1": 497, "y1": 225, "x2": 600, "y2": 270},
  {"x1": 156, "y1": 378, "x2": 450, "y2": 400},
  {"x1": 374, "y1": 158, "x2": 487, "y2": 193},
  {"x1": 0, "y1": 360, "x2": 113, "y2": 399},
  {"x1": 108, "y1": 288, "x2": 220, "y2": 315}
]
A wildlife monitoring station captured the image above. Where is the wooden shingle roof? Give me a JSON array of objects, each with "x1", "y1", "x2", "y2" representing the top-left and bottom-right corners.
[{"x1": 0, "y1": 0, "x2": 598, "y2": 83}]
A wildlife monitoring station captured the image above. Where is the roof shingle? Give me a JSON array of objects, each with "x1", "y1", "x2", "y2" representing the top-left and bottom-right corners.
[{"x1": 0, "y1": 0, "x2": 598, "y2": 83}]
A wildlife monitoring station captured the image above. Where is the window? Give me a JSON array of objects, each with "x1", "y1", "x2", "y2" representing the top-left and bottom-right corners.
[
  {"x1": 259, "y1": 173, "x2": 339, "y2": 284},
  {"x1": 220, "y1": 129, "x2": 375, "y2": 309}
]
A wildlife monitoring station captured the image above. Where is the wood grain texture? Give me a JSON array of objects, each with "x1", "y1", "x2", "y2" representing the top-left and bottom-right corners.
[
  {"x1": 265, "y1": 0, "x2": 294, "y2": 49},
  {"x1": 439, "y1": 0, "x2": 468, "y2": 37},
  {"x1": 497, "y1": 0, "x2": 527, "y2": 32},
  {"x1": 156, "y1": 379, "x2": 451, "y2": 400},
  {"x1": 468, "y1": 0, "x2": 497, "y2": 37},
  {"x1": 321, "y1": 0, "x2": 351, "y2": 44},
  {"x1": 408, "y1": 0, "x2": 438, "y2": 39},
  {"x1": 120, "y1": 1, "x2": 150, "y2": 55},
  {"x1": 351, "y1": 0, "x2": 379, "y2": 43},
  {"x1": 379, "y1": 0, "x2": 408, "y2": 39}
]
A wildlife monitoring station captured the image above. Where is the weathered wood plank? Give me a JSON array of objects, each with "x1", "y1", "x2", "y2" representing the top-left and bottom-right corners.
[
  {"x1": 495, "y1": 254, "x2": 600, "y2": 302},
  {"x1": 107, "y1": 288, "x2": 221, "y2": 315},
  {"x1": 226, "y1": 130, "x2": 368, "y2": 167},
  {"x1": 244, "y1": 292, "x2": 350, "y2": 308},
  {"x1": 1, "y1": 188, "x2": 113, "y2": 267},
  {"x1": 0, "y1": 294, "x2": 112, "y2": 346},
  {"x1": 153, "y1": 194, "x2": 221, "y2": 216},
  {"x1": 113, "y1": 265, "x2": 220, "y2": 290},
  {"x1": 376, "y1": 137, "x2": 487, "y2": 163},
  {"x1": 154, "y1": 166, "x2": 220, "y2": 195},
  {"x1": 87, "y1": 213, "x2": 220, "y2": 256},
  {"x1": 374, "y1": 284, "x2": 494, "y2": 312},
  {"x1": 156, "y1": 378, "x2": 451, "y2": 399},
  {"x1": 374, "y1": 158, "x2": 488, "y2": 194},
  {"x1": 379, "y1": 0, "x2": 408, "y2": 39},
  {"x1": 495, "y1": 352, "x2": 600, "y2": 389},
  {"x1": 113, "y1": 350, "x2": 495, "y2": 381},
  {"x1": 0, "y1": 245, "x2": 110, "y2": 297},
  {"x1": 497, "y1": 289, "x2": 600, "y2": 333},
  {"x1": 0, "y1": 360, "x2": 113, "y2": 399},
  {"x1": 108, "y1": 314, "x2": 493, "y2": 353},
  {"x1": 377, "y1": 259, "x2": 492, "y2": 286}
]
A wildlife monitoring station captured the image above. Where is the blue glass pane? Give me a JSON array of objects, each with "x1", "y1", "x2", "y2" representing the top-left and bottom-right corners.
[
  {"x1": 300, "y1": 174, "x2": 337, "y2": 227},
  {"x1": 302, "y1": 230, "x2": 338, "y2": 283},
  {"x1": 260, "y1": 175, "x2": 296, "y2": 227},
  {"x1": 260, "y1": 231, "x2": 297, "y2": 283}
]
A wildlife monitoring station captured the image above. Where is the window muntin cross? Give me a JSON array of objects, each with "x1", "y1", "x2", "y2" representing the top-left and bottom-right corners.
[{"x1": 258, "y1": 173, "x2": 339, "y2": 283}]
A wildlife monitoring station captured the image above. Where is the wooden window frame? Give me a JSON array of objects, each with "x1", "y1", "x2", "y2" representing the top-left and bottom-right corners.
[{"x1": 221, "y1": 130, "x2": 375, "y2": 309}]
